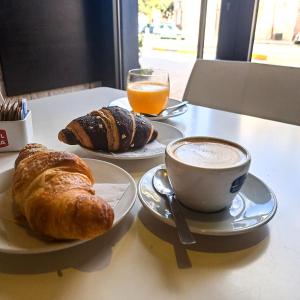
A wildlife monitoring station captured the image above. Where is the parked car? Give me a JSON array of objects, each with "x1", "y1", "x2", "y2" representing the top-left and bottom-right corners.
[
  {"x1": 153, "y1": 23, "x2": 185, "y2": 40},
  {"x1": 294, "y1": 32, "x2": 300, "y2": 44},
  {"x1": 140, "y1": 24, "x2": 153, "y2": 34}
]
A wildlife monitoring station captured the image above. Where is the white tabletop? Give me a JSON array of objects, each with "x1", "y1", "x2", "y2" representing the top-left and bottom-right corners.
[{"x1": 0, "y1": 87, "x2": 300, "y2": 300}]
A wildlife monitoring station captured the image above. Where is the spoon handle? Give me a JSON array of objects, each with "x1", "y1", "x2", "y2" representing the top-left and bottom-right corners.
[
  {"x1": 162, "y1": 100, "x2": 188, "y2": 114},
  {"x1": 166, "y1": 194, "x2": 196, "y2": 245}
]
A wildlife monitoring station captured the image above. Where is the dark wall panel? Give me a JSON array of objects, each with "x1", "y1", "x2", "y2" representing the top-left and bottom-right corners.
[
  {"x1": 120, "y1": 0, "x2": 139, "y2": 89},
  {"x1": 217, "y1": 0, "x2": 255, "y2": 61},
  {"x1": 0, "y1": 0, "x2": 116, "y2": 96}
]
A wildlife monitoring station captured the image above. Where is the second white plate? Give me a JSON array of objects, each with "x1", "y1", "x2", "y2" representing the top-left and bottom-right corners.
[
  {"x1": 138, "y1": 165, "x2": 277, "y2": 236},
  {"x1": 80, "y1": 121, "x2": 184, "y2": 160}
]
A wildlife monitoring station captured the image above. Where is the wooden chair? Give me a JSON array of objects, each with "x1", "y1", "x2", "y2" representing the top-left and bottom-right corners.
[{"x1": 183, "y1": 59, "x2": 300, "y2": 125}]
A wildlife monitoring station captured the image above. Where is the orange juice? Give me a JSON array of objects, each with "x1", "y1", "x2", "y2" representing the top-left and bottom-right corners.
[{"x1": 127, "y1": 81, "x2": 169, "y2": 114}]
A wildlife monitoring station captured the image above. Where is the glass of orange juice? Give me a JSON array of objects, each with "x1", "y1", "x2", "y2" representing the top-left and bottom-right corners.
[{"x1": 127, "y1": 68, "x2": 170, "y2": 114}]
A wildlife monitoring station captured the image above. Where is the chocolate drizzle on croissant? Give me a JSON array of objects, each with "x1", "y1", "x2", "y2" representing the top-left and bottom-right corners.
[
  {"x1": 58, "y1": 106, "x2": 158, "y2": 152},
  {"x1": 12, "y1": 144, "x2": 114, "y2": 240}
]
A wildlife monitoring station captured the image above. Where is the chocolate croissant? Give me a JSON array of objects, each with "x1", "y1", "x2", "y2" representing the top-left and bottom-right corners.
[
  {"x1": 58, "y1": 106, "x2": 158, "y2": 152},
  {"x1": 12, "y1": 143, "x2": 114, "y2": 240}
]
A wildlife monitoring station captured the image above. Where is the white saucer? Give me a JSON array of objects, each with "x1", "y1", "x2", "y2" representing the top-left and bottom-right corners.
[
  {"x1": 109, "y1": 97, "x2": 188, "y2": 121},
  {"x1": 80, "y1": 121, "x2": 184, "y2": 160},
  {"x1": 0, "y1": 159, "x2": 137, "y2": 254},
  {"x1": 138, "y1": 165, "x2": 277, "y2": 236}
]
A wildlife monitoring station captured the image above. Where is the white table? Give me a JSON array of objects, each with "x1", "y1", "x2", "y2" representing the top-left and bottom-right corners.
[{"x1": 0, "y1": 87, "x2": 300, "y2": 300}]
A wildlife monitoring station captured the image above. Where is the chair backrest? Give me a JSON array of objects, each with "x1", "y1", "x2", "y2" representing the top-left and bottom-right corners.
[{"x1": 183, "y1": 59, "x2": 300, "y2": 125}]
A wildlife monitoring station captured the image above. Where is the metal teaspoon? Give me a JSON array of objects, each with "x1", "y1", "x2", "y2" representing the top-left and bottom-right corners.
[{"x1": 152, "y1": 168, "x2": 196, "y2": 245}]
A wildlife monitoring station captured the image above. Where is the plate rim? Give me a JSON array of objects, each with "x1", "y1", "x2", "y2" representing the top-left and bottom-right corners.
[
  {"x1": 0, "y1": 158, "x2": 137, "y2": 254},
  {"x1": 138, "y1": 165, "x2": 278, "y2": 236},
  {"x1": 109, "y1": 97, "x2": 188, "y2": 121},
  {"x1": 79, "y1": 121, "x2": 184, "y2": 160}
]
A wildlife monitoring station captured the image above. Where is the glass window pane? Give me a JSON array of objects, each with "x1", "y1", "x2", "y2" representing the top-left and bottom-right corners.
[
  {"x1": 252, "y1": 0, "x2": 300, "y2": 67},
  {"x1": 203, "y1": 0, "x2": 221, "y2": 60},
  {"x1": 138, "y1": 0, "x2": 201, "y2": 100}
]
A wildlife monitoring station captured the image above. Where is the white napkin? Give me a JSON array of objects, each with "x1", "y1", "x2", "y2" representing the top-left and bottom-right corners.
[
  {"x1": 110, "y1": 140, "x2": 165, "y2": 158},
  {"x1": 93, "y1": 183, "x2": 130, "y2": 208}
]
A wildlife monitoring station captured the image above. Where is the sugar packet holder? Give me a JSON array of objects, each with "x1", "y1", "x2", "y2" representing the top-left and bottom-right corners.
[
  {"x1": 0, "y1": 110, "x2": 33, "y2": 152},
  {"x1": 0, "y1": 99, "x2": 28, "y2": 121}
]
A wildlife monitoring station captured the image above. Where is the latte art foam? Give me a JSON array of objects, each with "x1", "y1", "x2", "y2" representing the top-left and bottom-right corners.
[{"x1": 173, "y1": 141, "x2": 247, "y2": 168}]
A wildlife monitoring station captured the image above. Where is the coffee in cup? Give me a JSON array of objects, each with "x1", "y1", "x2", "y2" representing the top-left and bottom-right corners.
[{"x1": 165, "y1": 136, "x2": 251, "y2": 212}]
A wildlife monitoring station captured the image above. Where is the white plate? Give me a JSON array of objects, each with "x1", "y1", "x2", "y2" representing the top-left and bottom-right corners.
[
  {"x1": 0, "y1": 159, "x2": 137, "y2": 254},
  {"x1": 138, "y1": 165, "x2": 277, "y2": 236},
  {"x1": 80, "y1": 121, "x2": 184, "y2": 160},
  {"x1": 109, "y1": 97, "x2": 188, "y2": 121}
]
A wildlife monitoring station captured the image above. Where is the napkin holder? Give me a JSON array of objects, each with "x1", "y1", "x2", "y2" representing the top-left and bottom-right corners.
[{"x1": 0, "y1": 110, "x2": 33, "y2": 152}]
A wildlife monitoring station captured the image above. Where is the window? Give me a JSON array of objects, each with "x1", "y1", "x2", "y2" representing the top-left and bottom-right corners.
[
  {"x1": 252, "y1": 0, "x2": 300, "y2": 67},
  {"x1": 138, "y1": 0, "x2": 201, "y2": 100}
]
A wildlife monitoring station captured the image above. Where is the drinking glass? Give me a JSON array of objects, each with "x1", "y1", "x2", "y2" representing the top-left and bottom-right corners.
[{"x1": 127, "y1": 68, "x2": 170, "y2": 114}]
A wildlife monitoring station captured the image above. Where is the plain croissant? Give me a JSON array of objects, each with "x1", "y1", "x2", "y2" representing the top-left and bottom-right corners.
[
  {"x1": 58, "y1": 106, "x2": 158, "y2": 152},
  {"x1": 12, "y1": 143, "x2": 114, "y2": 240}
]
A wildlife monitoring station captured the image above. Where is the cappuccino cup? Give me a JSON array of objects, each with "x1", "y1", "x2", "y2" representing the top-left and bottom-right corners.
[{"x1": 165, "y1": 136, "x2": 251, "y2": 212}]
